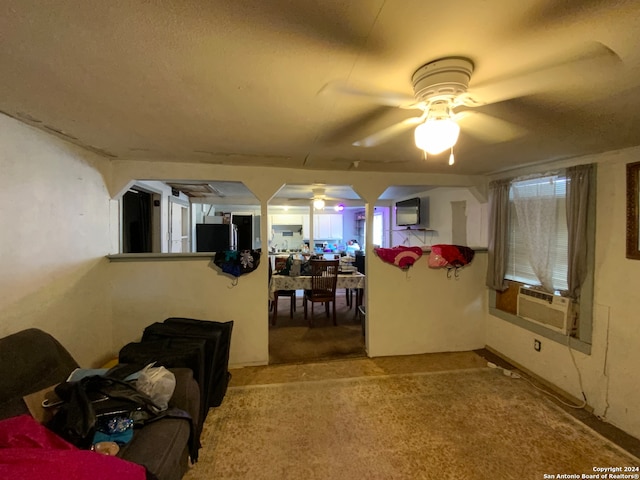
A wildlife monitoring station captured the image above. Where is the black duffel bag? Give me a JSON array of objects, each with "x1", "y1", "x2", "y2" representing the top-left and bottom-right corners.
[{"x1": 47, "y1": 374, "x2": 160, "y2": 449}]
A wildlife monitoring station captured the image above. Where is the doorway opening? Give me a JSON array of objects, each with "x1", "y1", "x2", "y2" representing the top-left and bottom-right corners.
[
  {"x1": 267, "y1": 183, "x2": 366, "y2": 365},
  {"x1": 122, "y1": 189, "x2": 153, "y2": 253}
]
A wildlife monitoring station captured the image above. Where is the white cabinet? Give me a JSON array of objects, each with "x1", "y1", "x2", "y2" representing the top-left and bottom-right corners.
[
  {"x1": 331, "y1": 215, "x2": 343, "y2": 239},
  {"x1": 269, "y1": 213, "x2": 312, "y2": 240},
  {"x1": 271, "y1": 214, "x2": 303, "y2": 225},
  {"x1": 313, "y1": 214, "x2": 343, "y2": 239},
  {"x1": 314, "y1": 215, "x2": 331, "y2": 238}
]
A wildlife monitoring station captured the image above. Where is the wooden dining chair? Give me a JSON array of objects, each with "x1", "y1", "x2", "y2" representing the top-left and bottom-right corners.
[
  {"x1": 269, "y1": 259, "x2": 296, "y2": 326},
  {"x1": 303, "y1": 259, "x2": 339, "y2": 327}
]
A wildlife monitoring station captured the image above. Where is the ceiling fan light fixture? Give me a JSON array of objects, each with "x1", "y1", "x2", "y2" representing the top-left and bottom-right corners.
[
  {"x1": 414, "y1": 117, "x2": 460, "y2": 155},
  {"x1": 313, "y1": 198, "x2": 325, "y2": 210}
]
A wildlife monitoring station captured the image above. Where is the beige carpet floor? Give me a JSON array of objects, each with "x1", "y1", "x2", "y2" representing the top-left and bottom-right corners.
[{"x1": 184, "y1": 368, "x2": 638, "y2": 480}]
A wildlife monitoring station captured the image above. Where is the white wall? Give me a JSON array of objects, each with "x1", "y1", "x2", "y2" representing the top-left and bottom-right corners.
[
  {"x1": 342, "y1": 209, "x2": 359, "y2": 243},
  {"x1": 0, "y1": 114, "x2": 114, "y2": 367},
  {"x1": 366, "y1": 187, "x2": 488, "y2": 356},
  {"x1": 485, "y1": 146, "x2": 640, "y2": 440},
  {"x1": 109, "y1": 258, "x2": 268, "y2": 367},
  {"x1": 367, "y1": 252, "x2": 488, "y2": 356},
  {"x1": 390, "y1": 187, "x2": 488, "y2": 248}
]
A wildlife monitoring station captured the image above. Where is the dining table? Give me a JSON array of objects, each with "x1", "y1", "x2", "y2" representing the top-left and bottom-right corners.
[{"x1": 269, "y1": 272, "x2": 365, "y2": 324}]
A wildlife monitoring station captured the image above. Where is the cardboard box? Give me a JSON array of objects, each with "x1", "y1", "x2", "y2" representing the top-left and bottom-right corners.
[{"x1": 22, "y1": 384, "x2": 61, "y2": 424}]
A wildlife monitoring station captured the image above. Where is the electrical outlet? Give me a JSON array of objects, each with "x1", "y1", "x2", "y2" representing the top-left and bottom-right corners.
[{"x1": 534, "y1": 339, "x2": 542, "y2": 352}]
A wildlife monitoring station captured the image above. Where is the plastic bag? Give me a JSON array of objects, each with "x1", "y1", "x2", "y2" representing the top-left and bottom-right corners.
[{"x1": 135, "y1": 363, "x2": 176, "y2": 411}]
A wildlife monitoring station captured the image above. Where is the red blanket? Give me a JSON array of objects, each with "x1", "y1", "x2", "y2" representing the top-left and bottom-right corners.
[{"x1": 0, "y1": 415, "x2": 146, "y2": 480}]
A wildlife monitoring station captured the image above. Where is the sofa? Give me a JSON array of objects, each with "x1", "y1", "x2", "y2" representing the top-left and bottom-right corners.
[{"x1": 0, "y1": 328, "x2": 200, "y2": 480}]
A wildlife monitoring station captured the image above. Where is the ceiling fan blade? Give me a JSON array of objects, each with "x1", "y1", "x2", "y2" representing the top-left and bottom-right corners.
[
  {"x1": 463, "y1": 42, "x2": 621, "y2": 106},
  {"x1": 319, "y1": 81, "x2": 418, "y2": 109},
  {"x1": 352, "y1": 116, "x2": 424, "y2": 148},
  {"x1": 321, "y1": 106, "x2": 398, "y2": 145},
  {"x1": 215, "y1": 2, "x2": 384, "y2": 54},
  {"x1": 455, "y1": 111, "x2": 528, "y2": 144}
]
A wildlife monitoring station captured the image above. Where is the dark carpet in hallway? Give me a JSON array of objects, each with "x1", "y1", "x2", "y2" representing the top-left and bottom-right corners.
[{"x1": 269, "y1": 291, "x2": 365, "y2": 364}]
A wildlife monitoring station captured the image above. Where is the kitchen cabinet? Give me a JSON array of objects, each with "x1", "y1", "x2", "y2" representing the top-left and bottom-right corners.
[
  {"x1": 314, "y1": 215, "x2": 330, "y2": 239},
  {"x1": 271, "y1": 214, "x2": 303, "y2": 225},
  {"x1": 313, "y1": 214, "x2": 343, "y2": 239},
  {"x1": 269, "y1": 213, "x2": 311, "y2": 240}
]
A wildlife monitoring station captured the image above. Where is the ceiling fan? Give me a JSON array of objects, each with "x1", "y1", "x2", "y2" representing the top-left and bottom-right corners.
[
  {"x1": 308, "y1": 187, "x2": 345, "y2": 210},
  {"x1": 356, "y1": 57, "x2": 478, "y2": 166},
  {"x1": 282, "y1": 186, "x2": 347, "y2": 210},
  {"x1": 325, "y1": 43, "x2": 621, "y2": 165}
]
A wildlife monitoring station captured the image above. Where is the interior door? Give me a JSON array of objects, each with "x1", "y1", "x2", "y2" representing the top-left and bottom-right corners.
[
  {"x1": 122, "y1": 189, "x2": 152, "y2": 253},
  {"x1": 169, "y1": 200, "x2": 190, "y2": 253}
]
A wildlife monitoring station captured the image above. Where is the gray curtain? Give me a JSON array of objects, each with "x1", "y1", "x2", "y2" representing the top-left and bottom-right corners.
[
  {"x1": 566, "y1": 163, "x2": 594, "y2": 299},
  {"x1": 485, "y1": 179, "x2": 511, "y2": 291}
]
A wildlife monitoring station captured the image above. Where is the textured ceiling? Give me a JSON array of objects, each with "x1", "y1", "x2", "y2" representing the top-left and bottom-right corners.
[{"x1": 2, "y1": 0, "x2": 640, "y2": 175}]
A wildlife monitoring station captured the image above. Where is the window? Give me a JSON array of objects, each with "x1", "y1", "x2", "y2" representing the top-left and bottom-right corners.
[
  {"x1": 505, "y1": 175, "x2": 569, "y2": 292},
  {"x1": 488, "y1": 164, "x2": 596, "y2": 349}
]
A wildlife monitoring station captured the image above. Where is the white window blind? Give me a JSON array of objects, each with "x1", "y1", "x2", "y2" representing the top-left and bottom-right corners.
[{"x1": 505, "y1": 176, "x2": 569, "y2": 292}]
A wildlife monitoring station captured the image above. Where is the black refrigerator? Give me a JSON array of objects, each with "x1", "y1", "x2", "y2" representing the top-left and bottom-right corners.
[{"x1": 196, "y1": 224, "x2": 237, "y2": 252}]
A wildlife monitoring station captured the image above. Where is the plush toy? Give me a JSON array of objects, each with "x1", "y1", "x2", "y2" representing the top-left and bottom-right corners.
[{"x1": 374, "y1": 246, "x2": 423, "y2": 270}]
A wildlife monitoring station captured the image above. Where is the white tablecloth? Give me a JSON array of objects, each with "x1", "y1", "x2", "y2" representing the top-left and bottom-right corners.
[{"x1": 269, "y1": 273, "x2": 365, "y2": 300}]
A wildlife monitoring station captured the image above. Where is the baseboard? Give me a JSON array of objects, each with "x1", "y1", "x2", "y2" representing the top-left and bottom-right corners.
[
  {"x1": 229, "y1": 360, "x2": 269, "y2": 369},
  {"x1": 484, "y1": 345, "x2": 594, "y2": 414}
]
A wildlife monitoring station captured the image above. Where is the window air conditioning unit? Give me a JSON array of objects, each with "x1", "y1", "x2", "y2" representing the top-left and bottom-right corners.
[{"x1": 517, "y1": 286, "x2": 573, "y2": 335}]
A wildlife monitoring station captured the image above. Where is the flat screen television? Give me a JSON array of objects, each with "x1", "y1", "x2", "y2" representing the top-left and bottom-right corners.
[{"x1": 395, "y1": 197, "x2": 421, "y2": 227}]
